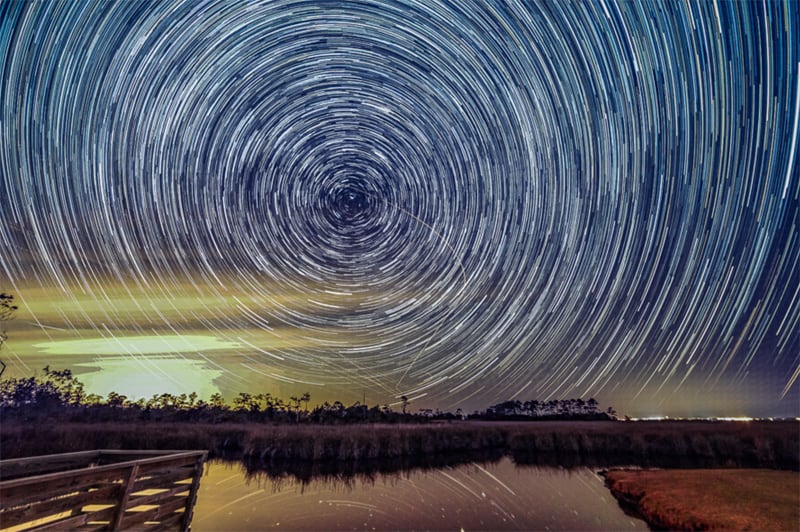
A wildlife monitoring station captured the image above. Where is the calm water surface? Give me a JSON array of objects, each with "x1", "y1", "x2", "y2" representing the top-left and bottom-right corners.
[{"x1": 192, "y1": 457, "x2": 646, "y2": 531}]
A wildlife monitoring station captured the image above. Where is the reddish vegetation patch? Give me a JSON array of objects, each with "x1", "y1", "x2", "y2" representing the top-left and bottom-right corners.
[{"x1": 604, "y1": 468, "x2": 800, "y2": 531}]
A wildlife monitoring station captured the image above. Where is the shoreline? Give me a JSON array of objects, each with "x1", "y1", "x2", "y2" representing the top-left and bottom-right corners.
[{"x1": 603, "y1": 468, "x2": 800, "y2": 531}]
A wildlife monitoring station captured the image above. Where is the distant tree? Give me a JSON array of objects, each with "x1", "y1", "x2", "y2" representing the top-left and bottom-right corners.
[
  {"x1": 155, "y1": 393, "x2": 178, "y2": 409},
  {"x1": 273, "y1": 397, "x2": 288, "y2": 415},
  {"x1": 587, "y1": 398, "x2": 598, "y2": 414},
  {"x1": 106, "y1": 391, "x2": 128, "y2": 408},
  {"x1": 176, "y1": 393, "x2": 189, "y2": 409},
  {"x1": 258, "y1": 393, "x2": 277, "y2": 418},
  {"x1": 85, "y1": 393, "x2": 103, "y2": 406},
  {"x1": 400, "y1": 395, "x2": 409, "y2": 414},
  {"x1": 0, "y1": 366, "x2": 83, "y2": 411},
  {"x1": 576, "y1": 398, "x2": 586, "y2": 414},
  {"x1": 209, "y1": 393, "x2": 226, "y2": 409},
  {"x1": 0, "y1": 292, "x2": 19, "y2": 379},
  {"x1": 42, "y1": 366, "x2": 85, "y2": 405},
  {"x1": 290, "y1": 394, "x2": 308, "y2": 422},
  {"x1": 234, "y1": 392, "x2": 259, "y2": 412}
]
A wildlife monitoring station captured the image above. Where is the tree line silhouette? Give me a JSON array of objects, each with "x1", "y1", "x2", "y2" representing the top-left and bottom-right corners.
[{"x1": 0, "y1": 366, "x2": 614, "y2": 424}]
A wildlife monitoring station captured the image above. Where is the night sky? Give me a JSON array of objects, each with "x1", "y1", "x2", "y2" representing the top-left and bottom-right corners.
[{"x1": 1, "y1": 0, "x2": 798, "y2": 418}]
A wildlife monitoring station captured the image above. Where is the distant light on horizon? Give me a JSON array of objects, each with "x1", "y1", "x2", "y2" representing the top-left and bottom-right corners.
[{"x1": 627, "y1": 416, "x2": 767, "y2": 422}]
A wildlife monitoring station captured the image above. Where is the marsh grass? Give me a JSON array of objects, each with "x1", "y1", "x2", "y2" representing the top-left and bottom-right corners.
[
  {"x1": 506, "y1": 420, "x2": 798, "y2": 470},
  {"x1": 1, "y1": 420, "x2": 797, "y2": 473}
]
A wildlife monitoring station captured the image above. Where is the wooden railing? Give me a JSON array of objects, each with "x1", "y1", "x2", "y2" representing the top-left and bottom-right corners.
[{"x1": 0, "y1": 450, "x2": 207, "y2": 531}]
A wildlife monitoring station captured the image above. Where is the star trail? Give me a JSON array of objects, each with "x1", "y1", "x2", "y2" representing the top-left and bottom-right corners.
[{"x1": 1, "y1": 0, "x2": 798, "y2": 417}]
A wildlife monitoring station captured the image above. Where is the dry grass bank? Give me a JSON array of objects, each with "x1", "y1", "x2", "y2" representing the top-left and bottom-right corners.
[{"x1": 603, "y1": 468, "x2": 800, "y2": 530}]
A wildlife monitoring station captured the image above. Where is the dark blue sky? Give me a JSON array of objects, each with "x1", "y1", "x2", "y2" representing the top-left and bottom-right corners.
[{"x1": 1, "y1": 0, "x2": 798, "y2": 417}]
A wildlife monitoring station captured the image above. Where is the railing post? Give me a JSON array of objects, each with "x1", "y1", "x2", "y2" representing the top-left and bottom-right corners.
[
  {"x1": 110, "y1": 464, "x2": 139, "y2": 530},
  {"x1": 180, "y1": 453, "x2": 206, "y2": 532}
]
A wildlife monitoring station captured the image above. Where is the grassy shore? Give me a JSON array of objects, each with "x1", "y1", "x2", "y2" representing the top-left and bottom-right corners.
[
  {"x1": 603, "y1": 468, "x2": 800, "y2": 530},
  {"x1": 1, "y1": 420, "x2": 797, "y2": 471}
]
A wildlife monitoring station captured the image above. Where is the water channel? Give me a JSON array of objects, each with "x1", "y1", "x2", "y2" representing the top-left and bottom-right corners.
[{"x1": 192, "y1": 457, "x2": 647, "y2": 530}]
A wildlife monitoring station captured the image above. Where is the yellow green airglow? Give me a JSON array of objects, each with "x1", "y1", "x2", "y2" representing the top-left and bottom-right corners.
[
  {"x1": 35, "y1": 335, "x2": 241, "y2": 355},
  {"x1": 75, "y1": 357, "x2": 224, "y2": 399}
]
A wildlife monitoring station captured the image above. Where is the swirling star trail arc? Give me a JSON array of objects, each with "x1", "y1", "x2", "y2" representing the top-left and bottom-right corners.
[{"x1": 1, "y1": 0, "x2": 798, "y2": 416}]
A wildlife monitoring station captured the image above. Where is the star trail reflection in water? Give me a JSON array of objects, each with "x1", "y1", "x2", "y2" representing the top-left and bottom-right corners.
[{"x1": 192, "y1": 458, "x2": 646, "y2": 531}]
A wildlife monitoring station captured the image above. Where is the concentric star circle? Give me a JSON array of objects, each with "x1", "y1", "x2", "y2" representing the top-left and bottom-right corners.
[{"x1": 1, "y1": 0, "x2": 797, "y2": 413}]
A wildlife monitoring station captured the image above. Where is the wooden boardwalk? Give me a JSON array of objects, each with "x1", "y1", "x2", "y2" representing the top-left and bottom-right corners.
[{"x1": 0, "y1": 449, "x2": 207, "y2": 531}]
